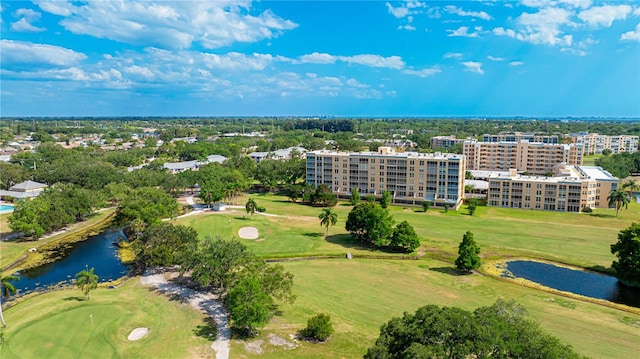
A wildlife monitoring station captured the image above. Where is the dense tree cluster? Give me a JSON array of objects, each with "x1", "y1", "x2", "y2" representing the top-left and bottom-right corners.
[
  {"x1": 8, "y1": 184, "x2": 101, "y2": 238},
  {"x1": 365, "y1": 300, "x2": 588, "y2": 359},
  {"x1": 345, "y1": 202, "x2": 420, "y2": 252},
  {"x1": 596, "y1": 152, "x2": 640, "y2": 178}
]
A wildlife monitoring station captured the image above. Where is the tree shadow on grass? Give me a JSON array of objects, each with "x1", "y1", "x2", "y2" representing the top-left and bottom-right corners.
[
  {"x1": 429, "y1": 267, "x2": 465, "y2": 276},
  {"x1": 325, "y1": 234, "x2": 378, "y2": 251},
  {"x1": 303, "y1": 232, "x2": 323, "y2": 238},
  {"x1": 62, "y1": 296, "x2": 86, "y2": 301},
  {"x1": 589, "y1": 213, "x2": 615, "y2": 218},
  {"x1": 193, "y1": 317, "x2": 218, "y2": 340}
]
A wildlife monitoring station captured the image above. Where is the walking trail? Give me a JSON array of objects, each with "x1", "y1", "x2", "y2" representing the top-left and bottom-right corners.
[{"x1": 140, "y1": 271, "x2": 230, "y2": 359}]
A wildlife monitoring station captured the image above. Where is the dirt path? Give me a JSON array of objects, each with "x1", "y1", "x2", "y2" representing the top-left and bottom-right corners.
[{"x1": 140, "y1": 271, "x2": 230, "y2": 359}]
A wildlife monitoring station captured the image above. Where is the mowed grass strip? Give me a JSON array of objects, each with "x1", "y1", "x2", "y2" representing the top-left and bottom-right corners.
[
  {"x1": 178, "y1": 194, "x2": 639, "y2": 268},
  {"x1": 231, "y1": 258, "x2": 640, "y2": 359},
  {"x1": 2, "y1": 279, "x2": 213, "y2": 359}
]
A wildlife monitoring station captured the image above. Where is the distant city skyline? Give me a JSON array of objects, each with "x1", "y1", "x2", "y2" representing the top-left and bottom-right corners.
[{"x1": 1, "y1": 0, "x2": 639, "y2": 118}]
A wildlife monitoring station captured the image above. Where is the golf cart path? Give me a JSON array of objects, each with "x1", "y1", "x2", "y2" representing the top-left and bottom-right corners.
[{"x1": 141, "y1": 271, "x2": 230, "y2": 359}]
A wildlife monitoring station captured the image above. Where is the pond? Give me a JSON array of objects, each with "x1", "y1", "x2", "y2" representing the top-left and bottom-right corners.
[
  {"x1": 504, "y1": 260, "x2": 640, "y2": 308},
  {"x1": 12, "y1": 228, "x2": 129, "y2": 294}
]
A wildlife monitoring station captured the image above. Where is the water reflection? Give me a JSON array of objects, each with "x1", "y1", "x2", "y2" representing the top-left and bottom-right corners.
[
  {"x1": 505, "y1": 260, "x2": 640, "y2": 308},
  {"x1": 12, "y1": 229, "x2": 129, "y2": 294}
]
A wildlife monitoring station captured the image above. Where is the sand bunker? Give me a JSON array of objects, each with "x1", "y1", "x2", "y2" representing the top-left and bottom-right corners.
[
  {"x1": 128, "y1": 327, "x2": 149, "y2": 341},
  {"x1": 238, "y1": 226, "x2": 259, "y2": 240}
]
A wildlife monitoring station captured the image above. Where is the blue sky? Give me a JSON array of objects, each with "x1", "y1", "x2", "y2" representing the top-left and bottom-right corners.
[{"x1": 1, "y1": 0, "x2": 639, "y2": 117}]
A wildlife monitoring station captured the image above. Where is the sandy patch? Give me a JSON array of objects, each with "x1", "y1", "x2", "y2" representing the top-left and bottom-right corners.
[
  {"x1": 245, "y1": 339, "x2": 264, "y2": 354},
  {"x1": 238, "y1": 226, "x2": 259, "y2": 240},
  {"x1": 268, "y1": 333, "x2": 298, "y2": 349},
  {"x1": 128, "y1": 327, "x2": 149, "y2": 341}
]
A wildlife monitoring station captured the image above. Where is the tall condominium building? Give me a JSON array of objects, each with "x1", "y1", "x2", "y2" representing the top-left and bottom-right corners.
[
  {"x1": 482, "y1": 132, "x2": 559, "y2": 144},
  {"x1": 305, "y1": 147, "x2": 465, "y2": 208},
  {"x1": 487, "y1": 165, "x2": 618, "y2": 212},
  {"x1": 571, "y1": 133, "x2": 639, "y2": 154},
  {"x1": 463, "y1": 140, "x2": 584, "y2": 174},
  {"x1": 430, "y1": 135, "x2": 468, "y2": 149}
]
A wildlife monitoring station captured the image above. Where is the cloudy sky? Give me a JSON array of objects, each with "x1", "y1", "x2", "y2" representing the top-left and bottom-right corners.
[{"x1": 1, "y1": 0, "x2": 639, "y2": 117}]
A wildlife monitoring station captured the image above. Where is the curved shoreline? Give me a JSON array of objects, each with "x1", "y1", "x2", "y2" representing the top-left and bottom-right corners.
[{"x1": 482, "y1": 258, "x2": 640, "y2": 315}]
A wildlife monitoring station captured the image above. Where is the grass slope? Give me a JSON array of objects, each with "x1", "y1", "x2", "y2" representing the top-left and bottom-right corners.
[
  {"x1": 1, "y1": 279, "x2": 213, "y2": 359},
  {"x1": 231, "y1": 258, "x2": 640, "y2": 359},
  {"x1": 177, "y1": 194, "x2": 639, "y2": 268}
]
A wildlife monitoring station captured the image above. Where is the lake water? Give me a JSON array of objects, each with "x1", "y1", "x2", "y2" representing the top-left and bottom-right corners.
[
  {"x1": 505, "y1": 260, "x2": 640, "y2": 308},
  {"x1": 11, "y1": 228, "x2": 129, "y2": 294}
]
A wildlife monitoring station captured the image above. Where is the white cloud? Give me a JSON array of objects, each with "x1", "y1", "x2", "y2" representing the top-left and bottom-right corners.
[
  {"x1": 620, "y1": 23, "x2": 640, "y2": 42},
  {"x1": 0, "y1": 40, "x2": 87, "y2": 66},
  {"x1": 402, "y1": 67, "x2": 441, "y2": 77},
  {"x1": 494, "y1": 7, "x2": 574, "y2": 46},
  {"x1": 386, "y1": 2, "x2": 410, "y2": 18},
  {"x1": 445, "y1": 5, "x2": 493, "y2": 21},
  {"x1": 299, "y1": 53, "x2": 405, "y2": 70},
  {"x1": 398, "y1": 24, "x2": 416, "y2": 31},
  {"x1": 299, "y1": 52, "x2": 336, "y2": 64},
  {"x1": 11, "y1": 18, "x2": 46, "y2": 32},
  {"x1": 462, "y1": 61, "x2": 484, "y2": 74},
  {"x1": 487, "y1": 55, "x2": 504, "y2": 61},
  {"x1": 578, "y1": 5, "x2": 632, "y2": 28},
  {"x1": 36, "y1": 1, "x2": 297, "y2": 50},
  {"x1": 11, "y1": 8, "x2": 46, "y2": 32},
  {"x1": 342, "y1": 54, "x2": 405, "y2": 69},
  {"x1": 443, "y1": 52, "x2": 463, "y2": 59},
  {"x1": 509, "y1": 61, "x2": 524, "y2": 67},
  {"x1": 447, "y1": 26, "x2": 480, "y2": 38},
  {"x1": 558, "y1": 0, "x2": 592, "y2": 9},
  {"x1": 405, "y1": 1, "x2": 427, "y2": 9}
]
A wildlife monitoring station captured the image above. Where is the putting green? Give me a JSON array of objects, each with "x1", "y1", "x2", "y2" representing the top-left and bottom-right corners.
[{"x1": 2, "y1": 280, "x2": 213, "y2": 359}]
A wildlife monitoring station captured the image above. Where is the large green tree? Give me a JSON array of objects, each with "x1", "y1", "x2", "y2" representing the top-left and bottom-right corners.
[
  {"x1": 115, "y1": 187, "x2": 179, "y2": 225},
  {"x1": 318, "y1": 208, "x2": 338, "y2": 236},
  {"x1": 349, "y1": 188, "x2": 361, "y2": 205},
  {"x1": 390, "y1": 220, "x2": 420, "y2": 252},
  {"x1": 345, "y1": 202, "x2": 394, "y2": 247},
  {"x1": 380, "y1": 190, "x2": 391, "y2": 209},
  {"x1": 75, "y1": 266, "x2": 98, "y2": 300},
  {"x1": 455, "y1": 231, "x2": 481, "y2": 273},
  {"x1": 133, "y1": 223, "x2": 199, "y2": 269},
  {"x1": 607, "y1": 189, "x2": 630, "y2": 217},
  {"x1": 0, "y1": 275, "x2": 19, "y2": 327},
  {"x1": 225, "y1": 275, "x2": 272, "y2": 336},
  {"x1": 365, "y1": 300, "x2": 587, "y2": 359},
  {"x1": 610, "y1": 222, "x2": 640, "y2": 287}
]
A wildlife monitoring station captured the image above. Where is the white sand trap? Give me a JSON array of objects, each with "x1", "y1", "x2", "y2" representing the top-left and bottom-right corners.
[
  {"x1": 128, "y1": 327, "x2": 149, "y2": 341},
  {"x1": 238, "y1": 226, "x2": 259, "y2": 239}
]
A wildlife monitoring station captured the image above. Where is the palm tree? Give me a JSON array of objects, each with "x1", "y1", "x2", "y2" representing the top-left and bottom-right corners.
[
  {"x1": 245, "y1": 198, "x2": 257, "y2": 217},
  {"x1": 608, "y1": 189, "x2": 630, "y2": 217},
  {"x1": 75, "y1": 266, "x2": 99, "y2": 300},
  {"x1": 621, "y1": 179, "x2": 639, "y2": 199},
  {"x1": 318, "y1": 208, "x2": 338, "y2": 236},
  {"x1": 1, "y1": 275, "x2": 19, "y2": 327}
]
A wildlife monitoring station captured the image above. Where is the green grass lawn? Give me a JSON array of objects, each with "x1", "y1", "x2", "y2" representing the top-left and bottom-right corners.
[
  {"x1": 1, "y1": 279, "x2": 213, "y2": 359},
  {"x1": 583, "y1": 154, "x2": 604, "y2": 166},
  {"x1": 230, "y1": 258, "x2": 640, "y2": 359},
  {"x1": 177, "y1": 194, "x2": 639, "y2": 268}
]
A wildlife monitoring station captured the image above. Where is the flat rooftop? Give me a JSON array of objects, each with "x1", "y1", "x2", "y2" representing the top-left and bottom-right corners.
[{"x1": 308, "y1": 149, "x2": 464, "y2": 160}]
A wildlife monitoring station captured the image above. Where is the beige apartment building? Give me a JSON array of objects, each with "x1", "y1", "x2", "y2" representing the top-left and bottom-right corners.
[
  {"x1": 305, "y1": 147, "x2": 466, "y2": 208},
  {"x1": 571, "y1": 133, "x2": 639, "y2": 154},
  {"x1": 483, "y1": 132, "x2": 559, "y2": 144},
  {"x1": 463, "y1": 140, "x2": 584, "y2": 174},
  {"x1": 487, "y1": 165, "x2": 618, "y2": 212}
]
